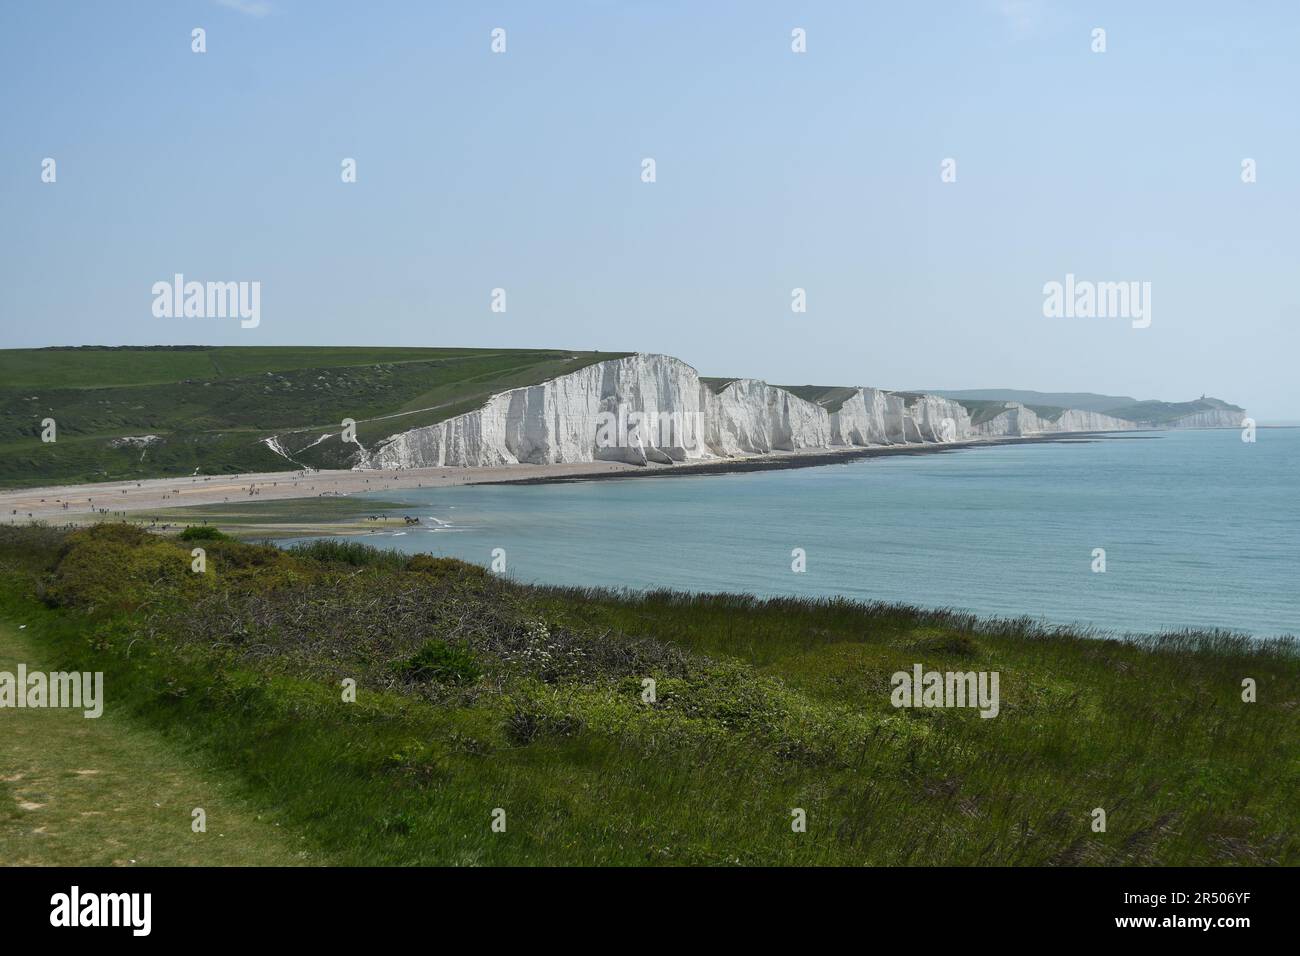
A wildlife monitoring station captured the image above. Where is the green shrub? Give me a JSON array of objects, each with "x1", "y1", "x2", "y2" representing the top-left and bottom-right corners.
[
  {"x1": 45, "y1": 524, "x2": 209, "y2": 610},
  {"x1": 394, "y1": 639, "x2": 482, "y2": 685},
  {"x1": 178, "y1": 525, "x2": 231, "y2": 542}
]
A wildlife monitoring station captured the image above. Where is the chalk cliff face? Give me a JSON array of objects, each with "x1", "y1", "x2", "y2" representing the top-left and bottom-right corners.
[
  {"x1": 1053, "y1": 409, "x2": 1139, "y2": 433},
  {"x1": 370, "y1": 354, "x2": 710, "y2": 469},
  {"x1": 903, "y1": 395, "x2": 974, "y2": 442},
  {"x1": 972, "y1": 403, "x2": 1136, "y2": 437},
  {"x1": 357, "y1": 353, "x2": 1198, "y2": 471},
  {"x1": 828, "y1": 390, "x2": 973, "y2": 445},
  {"x1": 971, "y1": 404, "x2": 1038, "y2": 438},
  {"x1": 702, "y1": 379, "x2": 832, "y2": 455},
  {"x1": 831, "y1": 388, "x2": 906, "y2": 445},
  {"x1": 1165, "y1": 409, "x2": 1246, "y2": 428}
]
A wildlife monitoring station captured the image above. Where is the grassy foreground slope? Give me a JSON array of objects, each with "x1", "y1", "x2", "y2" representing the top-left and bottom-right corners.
[
  {"x1": 0, "y1": 346, "x2": 625, "y2": 488},
  {"x1": 1, "y1": 524, "x2": 1295, "y2": 866}
]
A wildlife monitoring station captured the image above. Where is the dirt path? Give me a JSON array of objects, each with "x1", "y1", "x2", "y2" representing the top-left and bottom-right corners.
[{"x1": 0, "y1": 620, "x2": 308, "y2": 866}]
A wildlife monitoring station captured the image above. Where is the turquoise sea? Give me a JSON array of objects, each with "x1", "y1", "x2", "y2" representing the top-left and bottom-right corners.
[{"x1": 294, "y1": 429, "x2": 1299, "y2": 638}]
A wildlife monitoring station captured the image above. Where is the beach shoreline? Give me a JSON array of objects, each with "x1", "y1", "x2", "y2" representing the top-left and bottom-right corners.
[
  {"x1": 478, "y1": 432, "x2": 1158, "y2": 485},
  {"x1": 0, "y1": 432, "x2": 1154, "y2": 525}
]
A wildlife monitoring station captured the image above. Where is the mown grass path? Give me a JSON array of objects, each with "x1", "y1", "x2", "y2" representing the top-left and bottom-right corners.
[{"x1": 0, "y1": 619, "x2": 307, "y2": 867}]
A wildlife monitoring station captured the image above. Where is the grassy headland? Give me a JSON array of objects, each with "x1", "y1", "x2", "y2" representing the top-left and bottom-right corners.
[
  {"x1": 0, "y1": 524, "x2": 1294, "y2": 866},
  {"x1": 0, "y1": 346, "x2": 625, "y2": 488}
]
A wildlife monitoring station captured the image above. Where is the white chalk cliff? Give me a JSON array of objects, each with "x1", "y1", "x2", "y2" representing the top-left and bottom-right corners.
[
  {"x1": 971, "y1": 403, "x2": 1137, "y2": 438},
  {"x1": 1163, "y1": 408, "x2": 1247, "y2": 428},
  {"x1": 702, "y1": 378, "x2": 834, "y2": 455},
  {"x1": 350, "y1": 353, "x2": 1236, "y2": 470},
  {"x1": 370, "y1": 354, "x2": 710, "y2": 469}
]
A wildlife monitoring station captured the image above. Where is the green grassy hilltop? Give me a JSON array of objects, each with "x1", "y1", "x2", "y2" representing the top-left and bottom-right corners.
[
  {"x1": 1, "y1": 524, "x2": 1295, "y2": 866},
  {"x1": 0, "y1": 346, "x2": 624, "y2": 488}
]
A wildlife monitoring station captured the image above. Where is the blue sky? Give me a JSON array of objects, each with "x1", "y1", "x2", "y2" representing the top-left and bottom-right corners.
[{"x1": 3, "y1": 1, "x2": 1297, "y2": 419}]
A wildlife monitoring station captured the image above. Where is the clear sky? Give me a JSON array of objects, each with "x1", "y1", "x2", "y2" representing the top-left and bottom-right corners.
[{"x1": 3, "y1": 1, "x2": 1297, "y2": 419}]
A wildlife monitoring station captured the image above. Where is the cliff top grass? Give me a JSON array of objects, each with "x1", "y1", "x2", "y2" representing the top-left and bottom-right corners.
[
  {"x1": 700, "y1": 376, "x2": 739, "y2": 394},
  {"x1": 776, "y1": 385, "x2": 862, "y2": 413},
  {"x1": 955, "y1": 399, "x2": 1015, "y2": 425},
  {"x1": 0, "y1": 346, "x2": 628, "y2": 488},
  {"x1": 1, "y1": 523, "x2": 1295, "y2": 866},
  {"x1": 1027, "y1": 405, "x2": 1068, "y2": 422},
  {"x1": 0, "y1": 345, "x2": 512, "y2": 389},
  {"x1": 701, "y1": 378, "x2": 861, "y2": 413}
]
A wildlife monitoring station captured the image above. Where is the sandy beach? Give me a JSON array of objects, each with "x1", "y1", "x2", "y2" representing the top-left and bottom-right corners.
[{"x1": 0, "y1": 460, "x2": 642, "y2": 525}]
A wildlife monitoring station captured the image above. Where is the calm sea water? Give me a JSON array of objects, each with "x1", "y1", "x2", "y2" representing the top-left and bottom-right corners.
[{"x1": 294, "y1": 429, "x2": 1299, "y2": 638}]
